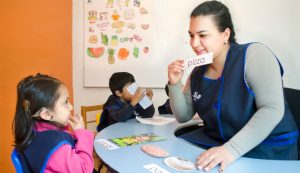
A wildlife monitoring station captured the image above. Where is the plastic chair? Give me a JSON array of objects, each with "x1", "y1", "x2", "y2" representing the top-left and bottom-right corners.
[
  {"x1": 11, "y1": 149, "x2": 23, "y2": 173},
  {"x1": 284, "y1": 87, "x2": 300, "y2": 159},
  {"x1": 81, "y1": 104, "x2": 103, "y2": 129}
]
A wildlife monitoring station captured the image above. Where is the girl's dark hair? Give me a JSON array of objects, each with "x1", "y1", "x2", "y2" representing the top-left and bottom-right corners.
[
  {"x1": 12, "y1": 73, "x2": 62, "y2": 152},
  {"x1": 109, "y1": 72, "x2": 135, "y2": 95},
  {"x1": 191, "y1": 0, "x2": 236, "y2": 43}
]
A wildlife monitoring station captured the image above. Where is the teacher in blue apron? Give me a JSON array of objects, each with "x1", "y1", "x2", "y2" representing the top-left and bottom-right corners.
[{"x1": 167, "y1": 1, "x2": 298, "y2": 172}]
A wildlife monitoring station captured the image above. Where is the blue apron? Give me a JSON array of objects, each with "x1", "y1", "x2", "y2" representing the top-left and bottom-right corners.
[{"x1": 181, "y1": 43, "x2": 298, "y2": 160}]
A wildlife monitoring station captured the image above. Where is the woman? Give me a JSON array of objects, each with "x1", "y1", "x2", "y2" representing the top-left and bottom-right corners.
[{"x1": 168, "y1": 1, "x2": 298, "y2": 172}]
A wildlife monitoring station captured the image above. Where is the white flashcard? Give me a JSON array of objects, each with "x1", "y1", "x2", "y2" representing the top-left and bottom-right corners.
[
  {"x1": 95, "y1": 139, "x2": 119, "y2": 150},
  {"x1": 184, "y1": 52, "x2": 213, "y2": 69},
  {"x1": 127, "y1": 82, "x2": 153, "y2": 109},
  {"x1": 143, "y1": 163, "x2": 170, "y2": 173}
]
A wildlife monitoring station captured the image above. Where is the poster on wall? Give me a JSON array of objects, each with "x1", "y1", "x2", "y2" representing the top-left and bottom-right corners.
[{"x1": 84, "y1": 0, "x2": 195, "y2": 87}]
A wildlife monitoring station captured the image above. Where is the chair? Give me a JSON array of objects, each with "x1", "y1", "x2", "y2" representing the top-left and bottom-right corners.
[
  {"x1": 284, "y1": 87, "x2": 300, "y2": 159},
  {"x1": 11, "y1": 149, "x2": 23, "y2": 173},
  {"x1": 81, "y1": 104, "x2": 104, "y2": 172},
  {"x1": 81, "y1": 104, "x2": 103, "y2": 129}
]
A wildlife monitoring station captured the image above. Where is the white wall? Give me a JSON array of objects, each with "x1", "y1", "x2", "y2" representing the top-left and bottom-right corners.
[{"x1": 73, "y1": 0, "x2": 300, "y2": 115}]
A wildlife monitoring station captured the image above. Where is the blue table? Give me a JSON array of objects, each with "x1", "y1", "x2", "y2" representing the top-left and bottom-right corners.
[{"x1": 94, "y1": 117, "x2": 300, "y2": 173}]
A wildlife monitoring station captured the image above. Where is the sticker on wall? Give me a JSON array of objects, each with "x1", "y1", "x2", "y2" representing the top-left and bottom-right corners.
[
  {"x1": 143, "y1": 46, "x2": 149, "y2": 54},
  {"x1": 133, "y1": 47, "x2": 139, "y2": 58},
  {"x1": 99, "y1": 12, "x2": 109, "y2": 21},
  {"x1": 111, "y1": 10, "x2": 120, "y2": 20},
  {"x1": 133, "y1": 0, "x2": 141, "y2": 7},
  {"x1": 107, "y1": 48, "x2": 115, "y2": 64},
  {"x1": 127, "y1": 22, "x2": 136, "y2": 29},
  {"x1": 118, "y1": 48, "x2": 130, "y2": 60},
  {"x1": 141, "y1": 24, "x2": 149, "y2": 30},
  {"x1": 101, "y1": 33, "x2": 109, "y2": 46},
  {"x1": 112, "y1": 21, "x2": 125, "y2": 29},
  {"x1": 87, "y1": 47, "x2": 105, "y2": 58},
  {"x1": 97, "y1": 22, "x2": 109, "y2": 30},
  {"x1": 88, "y1": 10, "x2": 97, "y2": 24},
  {"x1": 123, "y1": 9, "x2": 135, "y2": 20},
  {"x1": 106, "y1": 0, "x2": 114, "y2": 8},
  {"x1": 140, "y1": 7, "x2": 148, "y2": 15},
  {"x1": 111, "y1": 35, "x2": 118, "y2": 46},
  {"x1": 125, "y1": 0, "x2": 130, "y2": 7},
  {"x1": 120, "y1": 37, "x2": 129, "y2": 43},
  {"x1": 89, "y1": 35, "x2": 98, "y2": 44}
]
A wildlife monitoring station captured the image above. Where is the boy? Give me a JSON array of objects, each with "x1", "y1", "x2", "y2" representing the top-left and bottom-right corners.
[{"x1": 97, "y1": 72, "x2": 155, "y2": 132}]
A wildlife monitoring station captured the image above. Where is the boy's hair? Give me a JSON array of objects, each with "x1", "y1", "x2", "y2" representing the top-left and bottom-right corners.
[
  {"x1": 13, "y1": 73, "x2": 62, "y2": 152},
  {"x1": 109, "y1": 72, "x2": 135, "y2": 95}
]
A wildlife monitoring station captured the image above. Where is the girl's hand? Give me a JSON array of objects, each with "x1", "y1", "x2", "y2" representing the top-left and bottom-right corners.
[
  {"x1": 131, "y1": 87, "x2": 145, "y2": 106},
  {"x1": 146, "y1": 89, "x2": 153, "y2": 100},
  {"x1": 196, "y1": 146, "x2": 235, "y2": 172},
  {"x1": 168, "y1": 60, "x2": 185, "y2": 85},
  {"x1": 68, "y1": 114, "x2": 85, "y2": 130}
]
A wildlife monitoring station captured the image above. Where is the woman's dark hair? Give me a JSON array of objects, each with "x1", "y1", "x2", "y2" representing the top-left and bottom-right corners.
[
  {"x1": 12, "y1": 73, "x2": 62, "y2": 152},
  {"x1": 109, "y1": 72, "x2": 135, "y2": 95},
  {"x1": 191, "y1": 0, "x2": 236, "y2": 43}
]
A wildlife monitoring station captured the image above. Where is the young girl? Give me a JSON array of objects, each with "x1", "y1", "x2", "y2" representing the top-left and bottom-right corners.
[{"x1": 12, "y1": 73, "x2": 94, "y2": 173}]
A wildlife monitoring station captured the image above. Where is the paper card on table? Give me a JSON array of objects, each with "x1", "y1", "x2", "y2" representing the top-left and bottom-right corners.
[
  {"x1": 110, "y1": 133, "x2": 166, "y2": 147},
  {"x1": 143, "y1": 163, "x2": 170, "y2": 173},
  {"x1": 136, "y1": 116, "x2": 175, "y2": 126},
  {"x1": 95, "y1": 139, "x2": 119, "y2": 150},
  {"x1": 127, "y1": 82, "x2": 153, "y2": 109}
]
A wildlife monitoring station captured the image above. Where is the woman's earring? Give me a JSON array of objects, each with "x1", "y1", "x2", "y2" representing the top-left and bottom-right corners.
[{"x1": 224, "y1": 40, "x2": 227, "y2": 45}]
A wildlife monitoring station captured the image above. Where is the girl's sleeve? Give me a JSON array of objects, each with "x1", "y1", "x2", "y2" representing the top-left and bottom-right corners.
[{"x1": 44, "y1": 129, "x2": 95, "y2": 173}]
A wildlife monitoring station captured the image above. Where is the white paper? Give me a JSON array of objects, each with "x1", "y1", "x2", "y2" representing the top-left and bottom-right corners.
[
  {"x1": 143, "y1": 163, "x2": 170, "y2": 173},
  {"x1": 136, "y1": 116, "x2": 175, "y2": 126},
  {"x1": 182, "y1": 52, "x2": 213, "y2": 84},
  {"x1": 95, "y1": 139, "x2": 119, "y2": 150},
  {"x1": 127, "y1": 82, "x2": 153, "y2": 109}
]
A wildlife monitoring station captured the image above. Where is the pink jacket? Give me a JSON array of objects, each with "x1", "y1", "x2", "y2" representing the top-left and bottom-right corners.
[{"x1": 35, "y1": 122, "x2": 95, "y2": 173}]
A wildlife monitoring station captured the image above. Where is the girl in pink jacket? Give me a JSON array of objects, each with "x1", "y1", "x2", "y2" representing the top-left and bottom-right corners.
[{"x1": 12, "y1": 73, "x2": 94, "y2": 173}]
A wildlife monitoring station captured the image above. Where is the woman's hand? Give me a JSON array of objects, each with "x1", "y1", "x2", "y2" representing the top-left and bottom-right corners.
[
  {"x1": 196, "y1": 146, "x2": 235, "y2": 172},
  {"x1": 68, "y1": 114, "x2": 85, "y2": 130},
  {"x1": 168, "y1": 60, "x2": 185, "y2": 85},
  {"x1": 146, "y1": 89, "x2": 153, "y2": 100}
]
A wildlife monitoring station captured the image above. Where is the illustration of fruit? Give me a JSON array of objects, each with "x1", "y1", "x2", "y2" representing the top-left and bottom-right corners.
[
  {"x1": 101, "y1": 32, "x2": 108, "y2": 46},
  {"x1": 118, "y1": 48, "x2": 129, "y2": 60},
  {"x1": 111, "y1": 35, "x2": 118, "y2": 46},
  {"x1": 87, "y1": 47, "x2": 105, "y2": 58},
  {"x1": 107, "y1": 48, "x2": 115, "y2": 64},
  {"x1": 133, "y1": 47, "x2": 139, "y2": 58},
  {"x1": 143, "y1": 46, "x2": 149, "y2": 54}
]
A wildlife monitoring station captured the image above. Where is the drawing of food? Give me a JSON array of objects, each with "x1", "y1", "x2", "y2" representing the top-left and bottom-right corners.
[
  {"x1": 118, "y1": 48, "x2": 129, "y2": 60},
  {"x1": 133, "y1": 47, "x2": 139, "y2": 58},
  {"x1": 107, "y1": 48, "x2": 115, "y2": 64},
  {"x1": 111, "y1": 35, "x2": 118, "y2": 46},
  {"x1": 101, "y1": 33, "x2": 108, "y2": 46},
  {"x1": 87, "y1": 47, "x2": 105, "y2": 58}
]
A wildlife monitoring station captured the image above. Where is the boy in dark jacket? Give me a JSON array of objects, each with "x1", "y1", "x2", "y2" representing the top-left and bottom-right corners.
[{"x1": 97, "y1": 72, "x2": 155, "y2": 132}]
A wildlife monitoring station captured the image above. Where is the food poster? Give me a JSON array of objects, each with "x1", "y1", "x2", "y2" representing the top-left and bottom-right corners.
[{"x1": 84, "y1": 0, "x2": 159, "y2": 87}]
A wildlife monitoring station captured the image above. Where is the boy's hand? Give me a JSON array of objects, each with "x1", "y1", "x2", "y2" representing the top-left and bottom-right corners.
[
  {"x1": 131, "y1": 87, "x2": 145, "y2": 106},
  {"x1": 146, "y1": 89, "x2": 153, "y2": 100},
  {"x1": 68, "y1": 114, "x2": 85, "y2": 130}
]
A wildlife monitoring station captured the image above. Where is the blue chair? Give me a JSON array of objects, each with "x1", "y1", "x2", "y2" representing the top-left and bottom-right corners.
[{"x1": 11, "y1": 149, "x2": 23, "y2": 173}]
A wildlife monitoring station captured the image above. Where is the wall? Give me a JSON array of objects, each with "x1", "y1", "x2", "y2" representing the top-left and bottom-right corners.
[
  {"x1": 73, "y1": 0, "x2": 300, "y2": 118},
  {"x1": 0, "y1": 0, "x2": 72, "y2": 172}
]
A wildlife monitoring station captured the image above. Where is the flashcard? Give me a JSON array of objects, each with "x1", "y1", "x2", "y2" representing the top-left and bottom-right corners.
[
  {"x1": 184, "y1": 52, "x2": 213, "y2": 69},
  {"x1": 95, "y1": 139, "x2": 119, "y2": 150},
  {"x1": 143, "y1": 163, "x2": 170, "y2": 173},
  {"x1": 127, "y1": 82, "x2": 153, "y2": 109}
]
